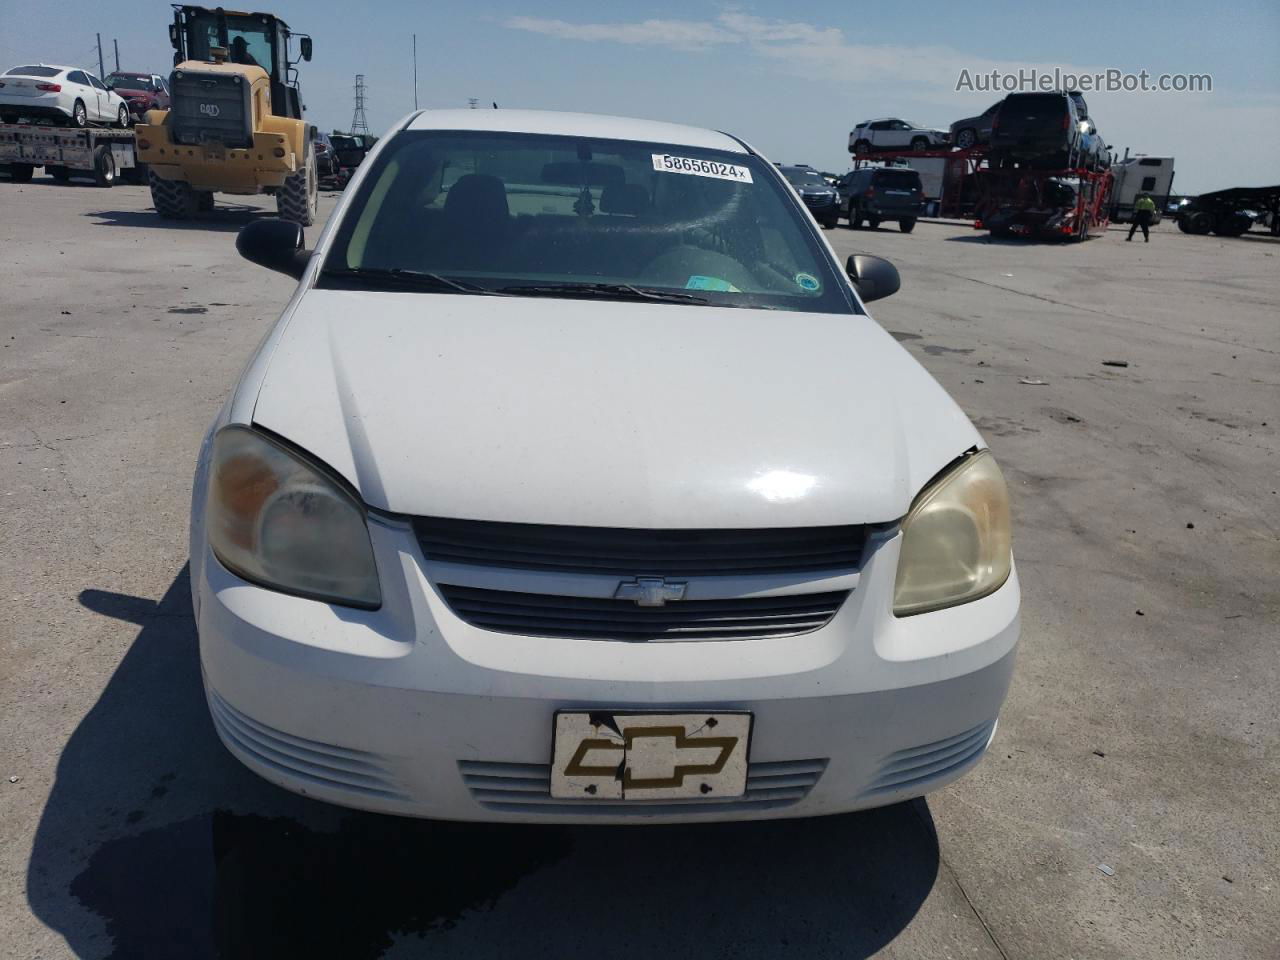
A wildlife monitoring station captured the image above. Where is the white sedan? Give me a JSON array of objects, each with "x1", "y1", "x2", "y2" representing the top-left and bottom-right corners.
[
  {"x1": 0, "y1": 64, "x2": 130, "y2": 127},
  {"x1": 195, "y1": 109, "x2": 1019, "y2": 823}
]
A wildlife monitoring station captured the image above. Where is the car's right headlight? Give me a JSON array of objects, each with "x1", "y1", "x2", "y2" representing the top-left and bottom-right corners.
[
  {"x1": 893, "y1": 449, "x2": 1012, "y2": 616},
  {"x1": 206, "y1": 425, "x2": 381, "y2": 609}
]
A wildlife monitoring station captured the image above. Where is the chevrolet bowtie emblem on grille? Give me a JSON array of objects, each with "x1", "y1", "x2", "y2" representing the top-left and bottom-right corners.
[{"x1": 614, "y1": 577, "x2": 687, "y2": 606}]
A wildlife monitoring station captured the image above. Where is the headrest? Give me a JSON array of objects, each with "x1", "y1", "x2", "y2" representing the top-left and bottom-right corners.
[{"x1": 444, "y1": 173, "x2": 509, "y2": 221}]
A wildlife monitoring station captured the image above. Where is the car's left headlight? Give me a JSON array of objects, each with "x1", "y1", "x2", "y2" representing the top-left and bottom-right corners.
[
  {"x1": 206, "y1": 425, "x2": 382, "y2": 608},
  {"x1": 893, "y1": 449, "x2": 1012, "y2": 616}
]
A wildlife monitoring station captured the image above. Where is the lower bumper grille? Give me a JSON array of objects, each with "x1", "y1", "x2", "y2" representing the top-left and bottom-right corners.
[
  {"x1": 207, "y1": 689, "x2": 409, "y2": 801},
  {"x1": 439, "y1": 584, "x2": 850, "y2": 642},
  {"x1": 460, "y1": 758, "x2": 826, "y2": 815},
  {"x1": 862, "y1": 719, "x2": 996, "y2": 798}
]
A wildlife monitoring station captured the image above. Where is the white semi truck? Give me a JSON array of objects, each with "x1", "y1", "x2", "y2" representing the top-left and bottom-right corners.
[{"x1": 1108, "y1": 154, "x2": 1175, "y2": 223}]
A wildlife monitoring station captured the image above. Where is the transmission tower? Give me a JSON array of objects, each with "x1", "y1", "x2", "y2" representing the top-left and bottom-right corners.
[{"x1": 350, "y1": 75, "x2": 369, "y2": 136}]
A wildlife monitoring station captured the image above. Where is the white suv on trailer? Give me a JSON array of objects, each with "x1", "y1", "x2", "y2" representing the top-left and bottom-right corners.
[
  {"x1": 196, "y1": 109, "x2": 1019, "y2": 823},
  {"x1": 849, "y1": 118, "x2": 949, "y2": 154}
]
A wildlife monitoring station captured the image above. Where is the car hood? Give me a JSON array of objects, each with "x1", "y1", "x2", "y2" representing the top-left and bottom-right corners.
[{"x1": 249, "y1": 291, "x2": 979, "y2": 527}]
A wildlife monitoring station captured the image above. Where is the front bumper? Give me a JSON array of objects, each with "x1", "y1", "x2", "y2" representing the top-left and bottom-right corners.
[
  {"x1": 799, "y1": 196, "x2": 841, "y2": 220},
  {"x1": 194, "y1": 509, "x2": 1020, "y2": 824}
]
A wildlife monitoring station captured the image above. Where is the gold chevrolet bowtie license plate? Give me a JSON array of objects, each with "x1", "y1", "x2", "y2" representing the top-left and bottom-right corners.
[{"x1": 551, "y1": 712, "x2": 751, "y2": 800}]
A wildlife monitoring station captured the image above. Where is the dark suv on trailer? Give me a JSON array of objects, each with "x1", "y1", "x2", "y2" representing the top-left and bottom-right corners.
[
  {"x1": 990, "y1": 92, "x2": 1096, "y2": 169},
  {"x1": 778, "y1": 164, "x2": 841, "y2": 228},
  {"x1": 837, "y1": 166, "x2": 925, "y2": 232}
]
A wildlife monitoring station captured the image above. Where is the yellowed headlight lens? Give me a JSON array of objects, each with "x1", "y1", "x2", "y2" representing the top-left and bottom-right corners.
[
  {"x1": 207, "y1": 426, "x2": 381, "y2": 609},
  {"x1": 893, "y1": 449, "x2": 1012, "y2": 616}
]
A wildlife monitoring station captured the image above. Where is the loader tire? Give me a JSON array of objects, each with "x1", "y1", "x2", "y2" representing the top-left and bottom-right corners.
[
  {"x1": 149, "y1": 169, "x2": 198, "y2": 219},
  {"x1": 277, "y1": 140, "x2": 317, "y2": 226}
]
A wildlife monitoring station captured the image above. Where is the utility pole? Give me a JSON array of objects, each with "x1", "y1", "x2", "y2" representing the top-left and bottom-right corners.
[
  {"x1": 113, "y1": 39, "x2": 120, "y2": 72},
  {"x1": 412, "y1": 34, "x2": 418, "y2": 110},
  {"x1": 96, "y1": 33, "x2": 105, "y2": 78},
  {"x1": 350, "y1": 74, "x2": 369, "y2": 136}
]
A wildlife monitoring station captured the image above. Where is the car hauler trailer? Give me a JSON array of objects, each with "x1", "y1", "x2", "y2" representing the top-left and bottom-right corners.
[
  {"x1": 850, "y1": 144, "x2": 1113, "y2": 240},
  {"x1": 1109, "y1": 153, "x2": 1175, "y2": 223},
  {"x1": 0, "y1": 122, "x2": 141, "y2": 186}
]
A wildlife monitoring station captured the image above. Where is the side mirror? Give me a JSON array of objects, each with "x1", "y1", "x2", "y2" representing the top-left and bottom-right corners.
[
  {"x1": 236, "y1": 218, "x2": 308, "y2": 279},
  {"x1": 300, "y1": 37, "x2": 313, "y2": 61},
  {"x1": 169, "y1": 23, "x2": 180, "y2": 48},
  {"x1": 845, "y1": 254, "x2": 900, "y2": 303}
]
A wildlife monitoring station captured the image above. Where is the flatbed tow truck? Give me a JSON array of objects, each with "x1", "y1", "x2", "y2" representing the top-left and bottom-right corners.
[{"x1": 0, "y1": 122, "x2": 142, "y2": 187}]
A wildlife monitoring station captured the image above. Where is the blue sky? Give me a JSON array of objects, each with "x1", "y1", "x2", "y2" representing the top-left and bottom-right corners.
[{"x1": 3, "y1": 1, "x2": 1277, "y2": 191}]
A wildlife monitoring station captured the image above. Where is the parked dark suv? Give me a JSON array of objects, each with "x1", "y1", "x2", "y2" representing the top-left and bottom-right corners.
[
  {"x1": 990, "y1": 92, "x2": 1096, "y2": 169},
  {"x1": 778, "y1": 164, "x2": 841, "y2": 228},
  {"x1": 837, "y1": 167, "x2": 925, "y2": 232}
]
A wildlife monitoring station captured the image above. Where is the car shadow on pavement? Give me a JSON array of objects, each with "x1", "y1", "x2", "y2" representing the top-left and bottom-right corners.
[
  {"x1": 27, "y1": 568, "x2": 941, "y2": 960},
  {"x1": 83, "y1": 207, "x2": 275, "y2": 233}
]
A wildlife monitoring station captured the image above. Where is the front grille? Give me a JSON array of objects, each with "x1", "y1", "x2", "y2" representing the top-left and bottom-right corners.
[
  {"x1": 414, "y1": 517, "x2": 867, "y2": 576},
  {"x1": 438, "y1": 584, "x2": 849, "y2": 641},
  {"x1": 459, "y1": 758, "x2": 826, "y2": 815}
]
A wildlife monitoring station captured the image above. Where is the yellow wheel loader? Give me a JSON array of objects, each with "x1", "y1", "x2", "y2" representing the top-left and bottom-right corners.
[{"x1": 135, "y1": 5, "x2": 317, "y2": 224}]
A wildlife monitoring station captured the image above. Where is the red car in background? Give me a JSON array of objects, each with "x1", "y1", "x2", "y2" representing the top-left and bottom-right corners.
[{"x1": 104, "y1": 71, "x2": 170, "y2": 120}]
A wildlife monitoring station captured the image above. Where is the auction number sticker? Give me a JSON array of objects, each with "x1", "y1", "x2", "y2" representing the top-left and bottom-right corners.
[{"x1": 652, "y1": 154, "x2": 753, "y2": 183}]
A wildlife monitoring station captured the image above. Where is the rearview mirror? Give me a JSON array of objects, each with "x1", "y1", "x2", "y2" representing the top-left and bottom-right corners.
[
  {"x1": 236, "y1": 218, "x2": 308, "y2": 279},
  {"x1": 541, "y1": 161, "x2": 625, "y2": 188},
  {"x1": 300, "y1": 37, "x2": 313, "y2": 61},
  {"x1": 845, "y1": 254, "x2": 900, "y2": 303}
]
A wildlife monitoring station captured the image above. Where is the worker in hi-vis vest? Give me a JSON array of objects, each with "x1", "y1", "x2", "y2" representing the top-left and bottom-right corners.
[{"x1": 1128, "y1": 193, "x2": 1157, "y2": 242}]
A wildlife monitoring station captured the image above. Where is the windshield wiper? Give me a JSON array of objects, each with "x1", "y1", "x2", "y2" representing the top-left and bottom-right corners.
[
  {"x1": 496, "y1": 282, "x2": 709, "y2": 305},
  {"x1": 321, "y1": 267, "x2": 498, "y2": 295}
]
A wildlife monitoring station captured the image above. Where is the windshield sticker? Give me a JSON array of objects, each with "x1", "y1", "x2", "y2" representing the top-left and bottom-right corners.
[
  {"x1": 686, "y1": 275, "x2": 741, "y2": 292},
  {"x1": 795, "y1": 272, "x2": 821, "y2": 292},
  {"x1": 652, "y1": 154, "x2": 753, "y2": 184}
]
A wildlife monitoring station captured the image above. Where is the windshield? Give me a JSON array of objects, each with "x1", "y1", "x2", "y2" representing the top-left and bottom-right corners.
[
  {"x1": 107, "y1": 73, "x2": 154, "y2": 90},
  {"x1": 781, "y1": 168, "x2": 828, "y2": 187},
  {"x1": 321, "y1": 130, "x2": 855, "y2": 314},
  {"x1": 6, "y1": 66, "x2": 60, "y2": 77},
  {"x1": 186, "y1": 13, "x2": 275, "y2": 73}
]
